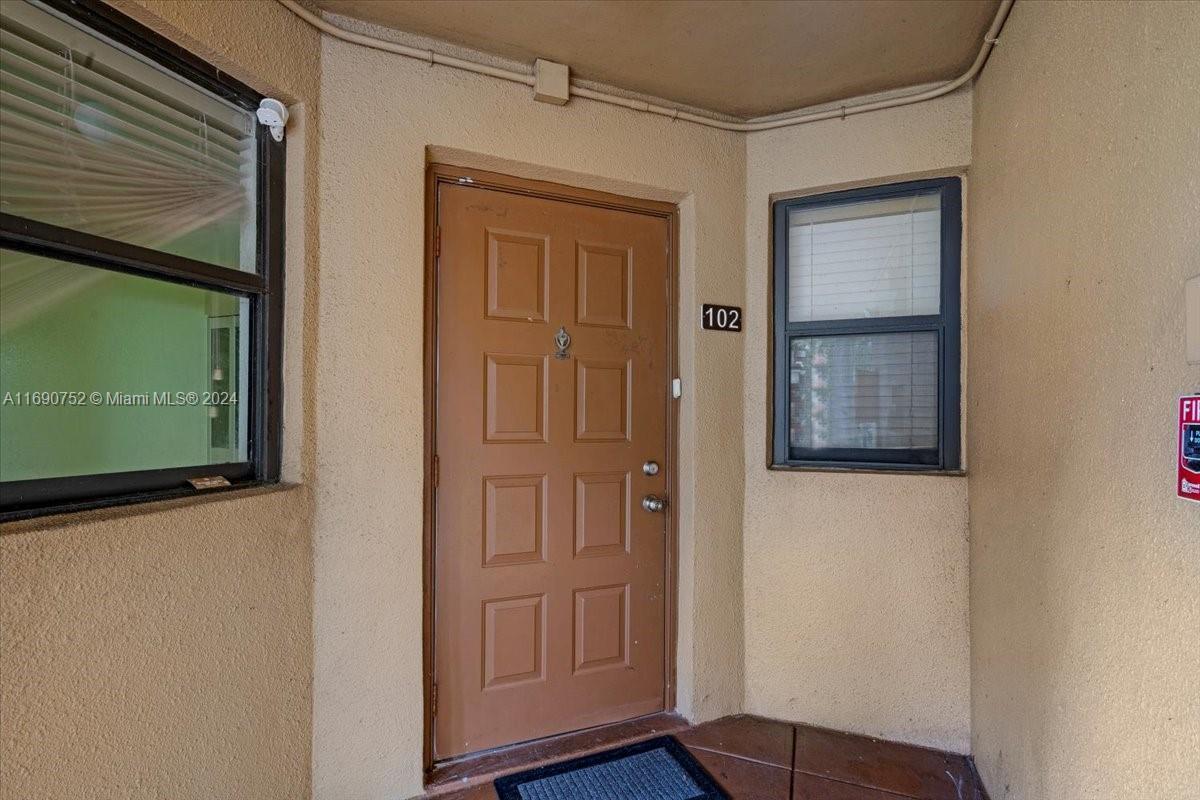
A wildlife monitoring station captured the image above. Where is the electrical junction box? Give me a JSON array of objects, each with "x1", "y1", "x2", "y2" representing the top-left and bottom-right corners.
[{"x1": 534, "y1": 59, "x2": 569, "y2": 105}]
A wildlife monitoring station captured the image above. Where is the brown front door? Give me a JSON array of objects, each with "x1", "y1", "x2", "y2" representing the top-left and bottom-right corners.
[{"x1": 433, "y1": 172, "x2": 672, "y2": 759}]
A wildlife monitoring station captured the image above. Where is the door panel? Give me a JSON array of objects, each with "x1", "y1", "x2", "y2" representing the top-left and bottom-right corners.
[{"x1": 434, "y1": 182, "x2": 671, "y2": 759}]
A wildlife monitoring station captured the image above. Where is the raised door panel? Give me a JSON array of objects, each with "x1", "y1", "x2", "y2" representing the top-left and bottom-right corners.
[
  {"x1": 482, "y1": 594, "x2": 547, "y2": 690},
  {"x1": 485, "y1": 353, "x2": 548, "y2": 442},
  {"x1": 575, "y1": 358, "x2": 631, "y2": 442},
  {"x1": 486, "y1": 229, "x2": 548, "y2": 322},
  {"x1": 574, "y1": 472, "x2": 630, "y2": 558},
  {"x1": 483, "y1": 475, "x2": 547, "y2": 566},
  {"x1": 576, "y1": 242, "x2": 632, "y2": 328},
  {"x1": 573, "y1": 584, "x2": 630, "y2": 674}
]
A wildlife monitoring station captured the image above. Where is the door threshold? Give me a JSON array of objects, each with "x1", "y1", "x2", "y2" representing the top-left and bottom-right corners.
[{"x1": 426, "y1": 711, "x2": 688, "y2": 793}]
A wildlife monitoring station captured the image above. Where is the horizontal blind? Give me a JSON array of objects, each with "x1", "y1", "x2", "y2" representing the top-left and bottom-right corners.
[
  {"x1": 788, "y1": 332, "x2": 938, "y2": 450},
  {"x1": 787, "y1": 192, "x2": 941, "y2": 322},
  {"x1": 0, "y1": 0, "x2": 256, "y2": 269}
]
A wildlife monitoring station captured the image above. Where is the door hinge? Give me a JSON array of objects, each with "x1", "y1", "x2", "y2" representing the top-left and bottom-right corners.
[
  {"x1": 432, "y1": 454, "x2": 439, "y2": 488},
  {"x1": 430, "y1": 683, "x2": 438, "y2": 717},
  {"x1": 434, "y1": 226, "x2": 441, "y2": 259}
]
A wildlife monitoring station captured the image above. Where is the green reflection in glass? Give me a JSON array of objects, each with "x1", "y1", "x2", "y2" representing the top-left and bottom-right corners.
[{"x1": 0, "y1": 249, "x2": 248, "y2": 481}]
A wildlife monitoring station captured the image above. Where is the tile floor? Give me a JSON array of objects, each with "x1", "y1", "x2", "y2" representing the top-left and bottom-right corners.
[{"x1": 426, "y1": 713, "x2": 988, "y2": 800}]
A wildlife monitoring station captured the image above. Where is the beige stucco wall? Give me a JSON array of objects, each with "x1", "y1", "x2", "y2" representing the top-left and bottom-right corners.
[
  {"x1": 8, "y1": 3, "x2": 1200, "y2": 799},
  {"x1": 967, "y1": 2, "x2": 1200, "y2": 798},
  {"x1": 312, "y1": 19, "x2": 745, "y2": 799},
  {"x1": 0, "y1": 490, "x2": 313, "y2": 800},
  {"x1": 741, "y1": 90, "x2": 973, "y2": 753},
  {"x1": 0, "y1": 2, "x2": 321, "y2": 798}
]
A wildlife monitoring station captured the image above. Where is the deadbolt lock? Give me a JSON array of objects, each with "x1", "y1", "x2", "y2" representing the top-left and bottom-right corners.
[{"x1": 642, "y1": 460, "x2": 660, "y2": 476}]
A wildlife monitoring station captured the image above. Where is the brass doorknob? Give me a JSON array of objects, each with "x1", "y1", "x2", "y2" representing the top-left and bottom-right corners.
[{"x1": 641, "y1": 495, "x2": 667, "y2": 513}]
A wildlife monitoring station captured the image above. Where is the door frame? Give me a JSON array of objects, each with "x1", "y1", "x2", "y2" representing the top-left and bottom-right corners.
[{"x1": 422, "y1": 163, "x2": 680, "y2": 771}]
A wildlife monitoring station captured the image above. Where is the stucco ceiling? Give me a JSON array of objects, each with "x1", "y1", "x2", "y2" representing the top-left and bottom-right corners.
[{"x1": 310, "y1": 0, "x2": 1001, "y2": 118}]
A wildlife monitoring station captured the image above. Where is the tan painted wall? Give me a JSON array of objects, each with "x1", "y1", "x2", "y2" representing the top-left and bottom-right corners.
[
  {"x1": 10, "y1": 3, "x2": 1198, "y2": 799},
  {"x1": 0, "y1": 490, "x2": 313, "y2": 800},
  {"x1": 312, "y1": 18, "x2": 745, "y2": 799},
  {"x1": 967, "y1": 2, "x2": 1200, "y2": 797},
  {"x1": 0, "y1": 2, "x2": 321, "y2": 798},
  {"x1": 742, "y1": 90, "x2": 973, "y2": 753}
]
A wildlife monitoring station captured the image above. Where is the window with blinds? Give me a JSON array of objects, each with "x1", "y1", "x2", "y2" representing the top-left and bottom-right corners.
[
  {"x1": 0, "y1": 0, "x2": 284, "y2": 519},
  {"x1": 0, "y1": 0, "x2": 257, "y2": 270},
  {"x1": 786, "y1": 192, "x2": 941, "y2": 322},
  {"x1": 772, "y1": 179, "x2": 961, "y2": 471}
]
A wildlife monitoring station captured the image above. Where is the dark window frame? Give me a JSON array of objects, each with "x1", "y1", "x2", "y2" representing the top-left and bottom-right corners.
[
  {"x1": 771, "y1": 177, "x2": 961, "y2": 472},
  {"x1": 0, "y1": 0, "x2": 285, "y2": 521}
]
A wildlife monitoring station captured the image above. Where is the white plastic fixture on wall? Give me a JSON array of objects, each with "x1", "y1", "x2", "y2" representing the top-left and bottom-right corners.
[
  {"x1": 256, "y1": 98, "x2": 289, "y2": 142},
  {"x1": 275, "y1": 0, "x2": 1014, "y2": 134}
]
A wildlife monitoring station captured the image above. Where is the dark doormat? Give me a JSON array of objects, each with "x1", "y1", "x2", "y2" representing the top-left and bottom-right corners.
[{"x1": 494, "y1": 736, "x2": 730, "y2": 800}]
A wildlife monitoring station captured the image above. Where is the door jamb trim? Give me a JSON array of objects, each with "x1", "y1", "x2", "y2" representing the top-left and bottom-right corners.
[{"x1": 422, "y1": 163, "x2": 680, "y2": 772}]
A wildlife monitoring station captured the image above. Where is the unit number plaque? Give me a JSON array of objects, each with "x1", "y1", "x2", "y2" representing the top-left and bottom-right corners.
[{"x1": 701, "y1": 304, "x2": 742, "y2": 332}]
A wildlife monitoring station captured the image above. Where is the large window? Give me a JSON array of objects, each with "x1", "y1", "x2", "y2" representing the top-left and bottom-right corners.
[
  {"x1": 772, "y1": 178, "x2": 961, "y2": 470},
  {"x1": 0, "y1": 0, "x2": 284, "y2": 518}
]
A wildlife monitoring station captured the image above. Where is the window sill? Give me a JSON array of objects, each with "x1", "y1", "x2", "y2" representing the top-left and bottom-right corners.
[
  {"x1": 768, "y1": 463, "x2": 966, "y2": 478},
  {"x1": 0, "y1": 481, "x2": 301, "y2": 532}
]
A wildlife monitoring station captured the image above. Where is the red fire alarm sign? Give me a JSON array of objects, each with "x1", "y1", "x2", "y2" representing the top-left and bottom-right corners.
[{"x1": 1180, "y1": 395, "x2": 1200, "y2": 502}]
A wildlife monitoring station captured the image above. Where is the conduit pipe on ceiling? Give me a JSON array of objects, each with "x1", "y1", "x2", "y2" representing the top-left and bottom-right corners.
[{"x1": 277, "y1": 0, "x2": 1014, "y2": 132}]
